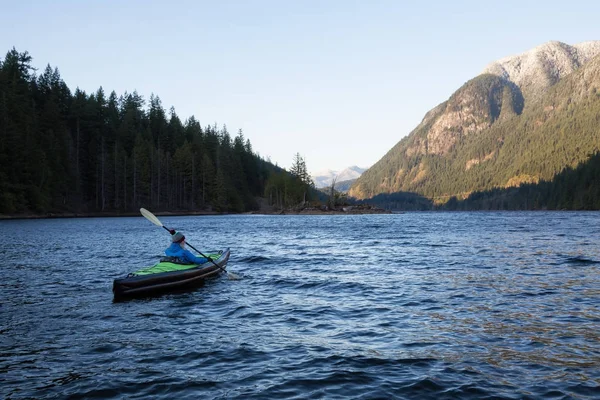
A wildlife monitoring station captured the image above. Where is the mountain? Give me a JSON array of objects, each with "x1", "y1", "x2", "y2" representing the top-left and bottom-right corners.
[
  {"x1": 333, "y1": 179, "x2": 357, "y2": 193},
  {"x1": 312, "y1": 169, "x2": 337, "y2": 188},
  {"x1": 312, "y1": 166, "x2": 367, "y2": 188},
  {"x1": 482, "y1": 41, "x2": 600, "y2": 100},
  {"x1": 349, "y1": 41, "x2": 600, "y2": 208}
]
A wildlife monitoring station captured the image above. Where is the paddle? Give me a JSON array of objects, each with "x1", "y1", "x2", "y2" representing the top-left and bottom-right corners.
[{"x1": 140, "y1": 208, "x2": 239, "y2": 280}]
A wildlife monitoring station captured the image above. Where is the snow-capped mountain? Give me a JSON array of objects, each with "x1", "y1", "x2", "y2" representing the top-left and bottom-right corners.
[{"x1": 312, "y1": 166, "x2": 367, "y2": 188}]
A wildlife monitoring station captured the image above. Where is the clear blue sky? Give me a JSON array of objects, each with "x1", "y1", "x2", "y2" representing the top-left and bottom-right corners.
[{"x1": 1, "y1": 0, "x2": 599, "y2": 173}]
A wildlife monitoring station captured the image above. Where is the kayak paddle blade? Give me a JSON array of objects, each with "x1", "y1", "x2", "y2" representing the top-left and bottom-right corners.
[{"x1": 140, "y1": 208, "x2": 164, "y2": 227}]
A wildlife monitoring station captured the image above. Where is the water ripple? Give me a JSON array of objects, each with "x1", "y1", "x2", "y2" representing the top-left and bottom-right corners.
[{"x1": 1, "y1": 212, "x2": 600, "y2": 399}]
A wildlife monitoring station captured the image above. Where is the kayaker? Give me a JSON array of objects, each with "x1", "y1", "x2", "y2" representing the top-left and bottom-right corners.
[{"x1": 165, "y1": 231, "x2": 208, "y2": 264}]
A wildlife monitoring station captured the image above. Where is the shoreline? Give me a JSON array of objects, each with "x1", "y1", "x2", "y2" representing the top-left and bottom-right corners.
[
  {"x1": 1, "y1": 209, "x2": 592, "y2": 220},
  {"x1": 0, "y1": 210, "x2": 223, "y2": 221},
  {"x1": 0, "y1": 207, "x2": 392, "y2": 220},
  {"x1": 249, "y1": 208, "x2": 392, "y2": 215}
]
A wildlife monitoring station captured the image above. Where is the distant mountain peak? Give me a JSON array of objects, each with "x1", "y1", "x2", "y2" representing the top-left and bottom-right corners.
[{"x1": 312, "y1": 166, "x2": 367, "y2": 188}]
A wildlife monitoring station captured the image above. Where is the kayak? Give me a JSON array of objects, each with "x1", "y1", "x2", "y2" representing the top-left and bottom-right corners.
[{"x1": 113, "y1": 248, "x2": 230, "y2": 301}]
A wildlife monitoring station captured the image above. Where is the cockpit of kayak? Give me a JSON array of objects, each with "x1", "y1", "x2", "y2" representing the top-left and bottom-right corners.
[{"x1": 112, "y1": 248, "x2": 231, "y2": 301}]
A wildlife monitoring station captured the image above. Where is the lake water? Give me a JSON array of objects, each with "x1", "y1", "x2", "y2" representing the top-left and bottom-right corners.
[{"x1": 1, "y1": 212, "x2": 600, "y2": 399}]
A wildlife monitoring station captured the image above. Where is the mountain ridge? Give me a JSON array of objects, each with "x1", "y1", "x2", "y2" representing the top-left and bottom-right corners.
[
  {"x1": 482, "y1": 41, "x2": 600, "y2": 100},
  {"x1": 349, "y1": 40, "x2": 600, "y2": 206}
]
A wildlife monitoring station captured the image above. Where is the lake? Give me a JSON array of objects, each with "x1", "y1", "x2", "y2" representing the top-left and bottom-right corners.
[{"x1": 1, "y1": 212, "x2": 599, "y2": 399}]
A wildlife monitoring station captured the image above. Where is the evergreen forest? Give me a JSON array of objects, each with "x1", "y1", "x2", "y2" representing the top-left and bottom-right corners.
[
  {"x1": 0, "y1": 49, "x2": 315, "y2": 215},
  {"x1": 364, "y1": 150, "x2": 600, "y2": 211}
]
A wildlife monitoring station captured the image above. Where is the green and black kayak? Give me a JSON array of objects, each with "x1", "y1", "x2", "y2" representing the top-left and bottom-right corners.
[{"x1": 113, "y1": 248, "x2": 230, "y2": 301}]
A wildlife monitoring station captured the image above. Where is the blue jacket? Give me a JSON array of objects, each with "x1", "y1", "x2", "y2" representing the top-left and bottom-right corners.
[{"x1": 165, "y1": 243, "x2": 208, "y2": 264}]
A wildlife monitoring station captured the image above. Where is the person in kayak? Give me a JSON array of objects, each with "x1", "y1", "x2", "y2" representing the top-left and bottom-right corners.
[{"x1": 164, "y1": 231, "x2": 208, "y2": 264}]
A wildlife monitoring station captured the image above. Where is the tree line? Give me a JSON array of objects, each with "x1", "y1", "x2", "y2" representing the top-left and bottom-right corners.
[
  {"x1": 0, "y1": 48, "x2": 316, "y2": 215},
  {"x1": 364, "y1": 150, "x2": 600, "y2": 211},
  {"x1": 264, "y1": 152, "x2": 318, "y2": 209},
  {"x1": 441, "y1": 151, "x2": 600, "y2": 210}
]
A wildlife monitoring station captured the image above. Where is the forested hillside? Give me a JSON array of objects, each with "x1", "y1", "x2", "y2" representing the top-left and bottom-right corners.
[
  {"x1": 0, "y1": 48, "x2": 312, "y2": 215},
  {"x1": 349, "y1": 41, "x2": 600, "y2": 210},
  {"x1": 441, "y1": 151, "x2": 600, "y2": 210}
]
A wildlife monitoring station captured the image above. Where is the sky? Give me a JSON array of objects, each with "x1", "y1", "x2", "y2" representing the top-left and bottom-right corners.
[{"x1": 1, "y1": 0, "x2": 599, "y2": 174}]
